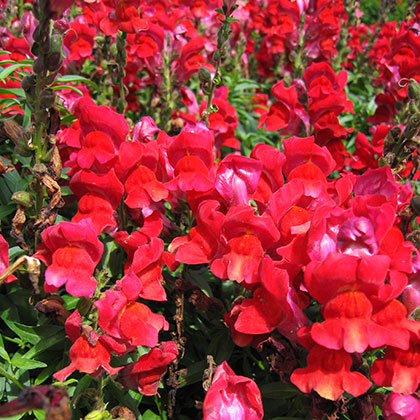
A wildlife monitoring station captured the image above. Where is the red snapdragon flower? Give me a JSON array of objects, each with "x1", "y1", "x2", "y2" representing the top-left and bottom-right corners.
[
  {"x1": 118, "y1": 341, "x2": 178, "y2": 395},
  {"x1": 34, "y1": 219, "x2": 103, "y2": 297},
  {"x1": 54, "y1": 333, "x2": 121, "y2": 382},
  {"x1": 291, "y1": 345, "x2": 371, "y2": 401},
  {"x1": 371, "y1": 338, "x2": 420, "y2": 394}
]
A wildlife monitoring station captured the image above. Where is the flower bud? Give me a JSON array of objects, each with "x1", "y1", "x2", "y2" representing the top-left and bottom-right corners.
[
  {"x1": 11, "y1": 191, "x2": 33, "y2": 208},
  {"x1": 408, "y1": 79, "x2": 420, "y2": 101},
  {"x1": 40, "y1": 88, "x2": 56, "y2": 109},
  {"x1": 33, "y1": 57, "x2": 45, "y2": 74},
  {"x1": 390, "y1": 126, "x2": 402, "y2": 140},
  {"x1": 199, "y1": 66, "x2": 212, "y2": 84},
  {"x1": 409, "y1": 112, "x2": 420, "y2": 128},
  {"x1": 21, "y1": 74, "x2": 36, "y2": 92},
  {"x1": 411, "y1": 196, "x2": 420, "y2": 216},
  {"x1": 109, "y1": 43, "x2": 118, "y2": 58},
  {"x1": 15, "y1": 138, "x2": 33, "y2": 157},
  {"x1": 84, "y1": 410, "x2": 104, "y2": 420},
  {"x1": 46, "y1": 52, "x2": 62, "y2": 71}
]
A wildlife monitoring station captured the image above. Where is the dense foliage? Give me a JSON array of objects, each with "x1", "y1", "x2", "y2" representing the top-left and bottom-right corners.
[{"x1": 0, "y1": 0, "x2": 420, "y2": 419}]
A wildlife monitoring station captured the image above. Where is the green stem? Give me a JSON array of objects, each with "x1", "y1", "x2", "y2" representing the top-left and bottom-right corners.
[{"x1": 0, "y1": 365, "x2": 25, "y2": 390}]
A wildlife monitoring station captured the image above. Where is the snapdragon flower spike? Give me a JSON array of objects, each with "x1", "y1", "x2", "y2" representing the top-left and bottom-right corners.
[
  {"x1": 203, "y1": 361, "x2": 264, "y2": 420},
  {"x1": 118, "y1": 341, "x2": 178, "y2": 396},
  {"x1": 34, "y1": 219, "x2": 103, "y2": 298},
  {"x1": 290, "y1": 345, "x2": 372, "y2": 401}
]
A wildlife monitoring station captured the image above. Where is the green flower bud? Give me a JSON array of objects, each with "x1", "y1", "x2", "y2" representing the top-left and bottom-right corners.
[
  {"x1": 15, "y1": 138, "x2": 33, "y2": 157},
  {"x1": 408, "y1": 79, "x2": 420, "y2": 101},
  {"x1": 409, "y1": 112, "x2": 420, "y2": 127},
  {"x1": 409, "y1": 101, "x2": 419, "y2": 114},
  {"x1": 84, "y1": 410, "x2": 104, "y2": 420},
  {"x1": 198, "y1": 66, "x2": 212, "y2": 84},
  {"x1": 109, "y1": 43, "x2": 118, "y2": 57},
  {"x1": 11, "y1": 191, "x2": 33, "y2": 208}
]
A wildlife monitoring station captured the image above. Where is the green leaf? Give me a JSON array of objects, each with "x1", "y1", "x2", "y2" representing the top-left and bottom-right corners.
[
  {"x1": 106, "y1": 381, "x2": 142, "y2": 415},
  {"x1": 32, "y1": 409, "x2": 46, "y2": 420},
  {"x1": 0, "y1": 88, "x2": 24, "y2": 96},
  {"x1": 54, "y1": 75, "x2": 98, "y2": 90},
  {"x1": 11, "y1": 358, "x2": 47, "y2": 369},
  {"x1": 0, "y1": 63, "x2": 30, "y2": 82},
  {"x1": 260, "y1": 382, "x2": 301, "y2": 399},
  {"x1": 184, "y1": 266, "x2": 213, "y2": 297},
  {"x1": 178, "y1": 360, "x2": 207, "y2": 388},
  {"x1": 142, "y1": 410, "x2": 160, "y2": 420},
  {"x1": 0, "y1": 204, "x2": 16, "y2": 219},
  {"x1": 0, "y1": 334, "x2": 10, "y2": 362},
  {"x1": 21, "y1": 328, "x2": 65, "y2": 359},
  {"x1": 0, "y1": 413, "x2": 25, "y2": 420},
  {"x1": 51, "y1": 84, "x2": 83, "y2": 95},
  {"x1": 1, "y1": 320, "x2": 41, "y2": 345},
  {"x1": 207, "y1": 330, "x2": 234, "y2": 364}
]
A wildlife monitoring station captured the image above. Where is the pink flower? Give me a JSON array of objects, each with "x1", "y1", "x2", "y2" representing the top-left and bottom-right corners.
[
  {"x1": 383, "y1": 392, "x2": 420, "y2": 420},
  {"x1": 203, "y1": 361, "x2": 263, "y2": 420}
]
